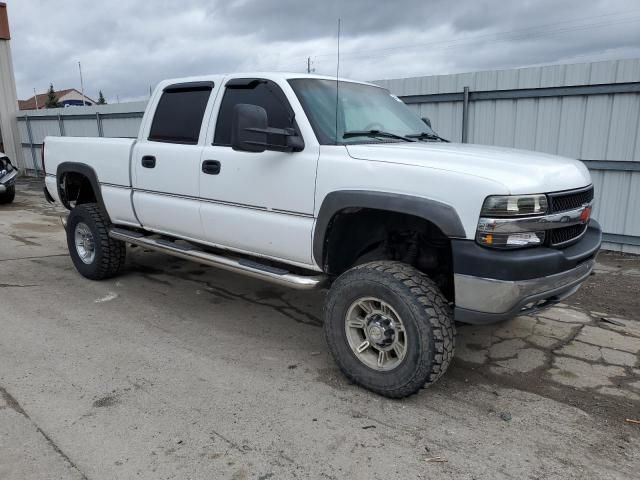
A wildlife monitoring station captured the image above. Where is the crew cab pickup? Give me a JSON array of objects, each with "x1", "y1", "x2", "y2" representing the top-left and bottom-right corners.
[{"x1": 43, "y1": 73, "x2": 601, "y2": 397}]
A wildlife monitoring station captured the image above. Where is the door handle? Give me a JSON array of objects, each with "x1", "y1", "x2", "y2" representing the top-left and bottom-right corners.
[
  {"x1": 202, "y1": 160, "x2": 221, "y2": 175},
  {"x1": 141, "y1": 155, "x2": 156, "y2": 168}
]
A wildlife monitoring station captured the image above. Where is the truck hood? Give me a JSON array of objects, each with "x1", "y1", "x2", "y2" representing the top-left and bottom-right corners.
[{"x1": 346, "y1": 142, "x2": 591, "y2": 194}]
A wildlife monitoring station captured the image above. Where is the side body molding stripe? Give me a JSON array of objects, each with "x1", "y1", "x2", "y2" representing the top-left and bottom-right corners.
[{"x1": 313, "y1": 190, "x2": 467, "y2": 267}]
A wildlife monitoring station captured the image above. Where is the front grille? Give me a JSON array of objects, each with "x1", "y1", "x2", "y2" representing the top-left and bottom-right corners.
[
  {"x1": 546, "y1": 186, "x2": 594, "y2": 247},
  {"x1": 548, "y1": 186, "x2": 594, "y2": 213},
  {"x1": 550, "y1": 223, "x2": 588, "y2": 246}
]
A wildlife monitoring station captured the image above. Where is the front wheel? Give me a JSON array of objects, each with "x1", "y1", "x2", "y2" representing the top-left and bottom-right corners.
[
  {"x1": 0, "y1": 184, "x2": 15, "y2": 204},
  {"x1": 66, "y1": 203, "x2": 126, "y2": 280},
  {"x1": 324, "y1": 261, "x2": 455, "y2": 398}
]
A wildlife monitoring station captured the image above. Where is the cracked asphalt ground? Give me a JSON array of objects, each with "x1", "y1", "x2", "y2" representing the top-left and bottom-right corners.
[{"x1": 1, "y1": 179, "x2": 639, "y2": 480}]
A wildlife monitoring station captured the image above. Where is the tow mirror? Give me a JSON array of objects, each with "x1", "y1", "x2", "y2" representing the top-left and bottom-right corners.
[
  {"x1": 286, "y1": 134, "x2": 304, "y2": 152},
  {"x1": 422, "y1": 117, "x2": 432, "y2": 128},
  {"x1": 232, "y1": 104, "x2": 268, "y2": 152},
  {"x1": 231, "y1": 103, "x2": 305, "y2": 153}
]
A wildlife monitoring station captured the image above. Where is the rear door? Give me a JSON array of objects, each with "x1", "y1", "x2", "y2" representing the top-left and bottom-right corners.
[{"x1": 132, "y1": 81, "x2": 219, "y2": 240}]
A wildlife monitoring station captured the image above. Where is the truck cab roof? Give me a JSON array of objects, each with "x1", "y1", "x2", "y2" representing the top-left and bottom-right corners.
[{"x1": 157, "y1": 72, "x2": 382, "y2": 90}]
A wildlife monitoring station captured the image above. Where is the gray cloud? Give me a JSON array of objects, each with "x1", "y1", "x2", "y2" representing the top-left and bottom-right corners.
[{"x1": 5, "y1": 0, "x2": 640, "y2": 102}]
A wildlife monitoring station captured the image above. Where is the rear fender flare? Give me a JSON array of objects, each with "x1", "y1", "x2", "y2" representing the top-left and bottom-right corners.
[{"x1": 56, "y1": 162, "x2": 110, "y2": 220}]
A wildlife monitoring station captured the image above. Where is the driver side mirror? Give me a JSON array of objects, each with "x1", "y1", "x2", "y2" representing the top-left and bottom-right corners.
[
  {"x1": 421, "y1": 117, "x2": 432, "y2": 128},
  {"x1": 232, "y1": 104, "x2": 268, "y2": 153},
  {"x1": 231, "y1": 104, "x2": 304, "y2": 153}
]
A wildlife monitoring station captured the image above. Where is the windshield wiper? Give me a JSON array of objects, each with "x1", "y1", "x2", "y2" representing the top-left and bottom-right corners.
[
  {"x1": 406, "y1": 132, "x2": 449, "y2": 142},
  {"x1": 343, "y1": 130, "x2": 415, "y2": 142}
]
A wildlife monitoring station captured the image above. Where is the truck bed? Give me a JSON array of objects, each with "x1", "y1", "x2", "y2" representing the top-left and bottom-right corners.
[
  {"x1": 44, "y1": 136, "x2": 140, "y2": 227},
  {"x1": 44, "y1": 136, "x2": 136, "y2": 188}
]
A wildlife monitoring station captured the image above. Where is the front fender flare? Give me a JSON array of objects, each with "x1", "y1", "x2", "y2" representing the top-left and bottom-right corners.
[{"x1": 313, "y1": 190, "x2": 467, "y2": 267}]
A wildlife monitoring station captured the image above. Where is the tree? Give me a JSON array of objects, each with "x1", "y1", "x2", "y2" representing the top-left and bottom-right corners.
[
  {"x1": 97, "y1": 90, "x2": 107, "y2": 105},
  {"x1": 45, "y1": 84, "x2": 59, "y2": 108}
]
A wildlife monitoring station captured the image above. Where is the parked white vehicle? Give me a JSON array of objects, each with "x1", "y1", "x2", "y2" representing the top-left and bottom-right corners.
[{"x1": 43, "y1": 73, "x2": 601, "y2": 397}]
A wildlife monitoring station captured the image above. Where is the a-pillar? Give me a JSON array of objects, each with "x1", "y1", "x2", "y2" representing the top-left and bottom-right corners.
[{"x1": 0, "y1": 2, "x2": 22, "y2": 171}]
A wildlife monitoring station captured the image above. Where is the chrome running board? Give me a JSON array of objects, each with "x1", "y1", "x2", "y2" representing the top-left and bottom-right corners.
[{"x1": 109, "y1": 228, "x2": 327, "y2": 290}]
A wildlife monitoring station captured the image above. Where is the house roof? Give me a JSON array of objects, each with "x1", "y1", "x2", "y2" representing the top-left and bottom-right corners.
[{"x1": 19, "y1": 88, "x2": 96, "y2": 110}]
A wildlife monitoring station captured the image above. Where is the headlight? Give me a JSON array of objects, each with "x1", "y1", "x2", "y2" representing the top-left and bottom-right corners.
[
  {"x1": 481, "y1": 194, "x2": 547, "y2": 217},
  {"x1": 477, "y1": 194, "x2": 548, "y2": 249}
]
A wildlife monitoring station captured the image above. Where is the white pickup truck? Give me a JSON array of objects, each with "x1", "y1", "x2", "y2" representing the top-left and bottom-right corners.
[{"x1": 43, "y1": 73, "x2": 601, "y2": 397}]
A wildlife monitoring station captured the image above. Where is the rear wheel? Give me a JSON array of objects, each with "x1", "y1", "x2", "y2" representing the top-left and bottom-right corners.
[
  {"x1": 0, "y1": 185, "x2": 15, "y2": 204},
  {"x1": 324, "y1": 261, "x2": 455, "y2": 398},
  {"x1": 66, "y1": 203, "x2": 126, "y2": 280}
]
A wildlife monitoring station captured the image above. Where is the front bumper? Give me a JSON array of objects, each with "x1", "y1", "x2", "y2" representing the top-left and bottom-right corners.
[{"x1": 453, "y1": 220, "x2": 601, "y2": 324}]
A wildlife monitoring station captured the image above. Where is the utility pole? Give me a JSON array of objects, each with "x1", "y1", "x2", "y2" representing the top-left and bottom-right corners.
[
  {"x1": 33, "y1": 87, "x2": 38, "y2": 109},
  {"x1": 78, "y1": 61, "x2": 86, "y2": 106},
  {"x1": 307, "y1": 56, "x2": 314, "y2": 74}
]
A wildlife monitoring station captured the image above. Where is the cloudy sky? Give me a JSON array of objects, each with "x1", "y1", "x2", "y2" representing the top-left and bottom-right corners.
[{"x1": 6, "y1": 0, "x2": 640, "y2": 102}]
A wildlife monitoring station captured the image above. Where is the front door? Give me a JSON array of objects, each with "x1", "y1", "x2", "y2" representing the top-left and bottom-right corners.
[{"x1": 199, "y1": 78, "x2": 319, "y2": 267}]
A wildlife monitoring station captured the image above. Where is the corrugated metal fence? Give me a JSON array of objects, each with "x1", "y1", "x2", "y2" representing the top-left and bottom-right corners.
[
  {"x1": 375, "y1": 59, "x2": 640, "y2": 254},
  {"x1": 14, "y1": 59, "x2": 640, "y2": 253},
  {"x1": 16, "y1": 101, "x2": 146, "y2": 176}
]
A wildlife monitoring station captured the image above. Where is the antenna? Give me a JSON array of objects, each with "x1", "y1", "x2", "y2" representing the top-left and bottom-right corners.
[
  {"x1": 334, "y1": 18, "x2": 341, "y2": 145},
  {"x1": 78, "y1": 61, "x2": 86, "y2": 107}
]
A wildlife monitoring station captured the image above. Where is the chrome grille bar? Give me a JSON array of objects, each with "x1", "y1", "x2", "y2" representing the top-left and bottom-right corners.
[{"x1": 478, "y1": 203, "x2": 592, "y2": 234}]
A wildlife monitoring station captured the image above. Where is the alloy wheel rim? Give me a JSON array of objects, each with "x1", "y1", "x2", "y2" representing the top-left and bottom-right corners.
[
  {"x1": 74, "y1": 222, "x2": 96, "y2": 264},
  {"x1": 345, "y1": 297, "x2": 407, "y2": 371}
]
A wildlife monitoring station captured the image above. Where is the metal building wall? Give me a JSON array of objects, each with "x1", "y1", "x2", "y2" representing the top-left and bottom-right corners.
[{"x1": 375, "y1": 59, "x2": 640, "y2": 254}]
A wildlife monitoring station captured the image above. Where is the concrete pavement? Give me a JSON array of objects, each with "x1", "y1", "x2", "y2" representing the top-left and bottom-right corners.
[{"x1": 1, "y1": 179, "x2": 639, "y2": 479}]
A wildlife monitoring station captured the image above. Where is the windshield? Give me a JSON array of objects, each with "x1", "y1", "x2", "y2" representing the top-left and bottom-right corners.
[{"x1": 288, "y1": 79, "x2": 436, "y2": 145}]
